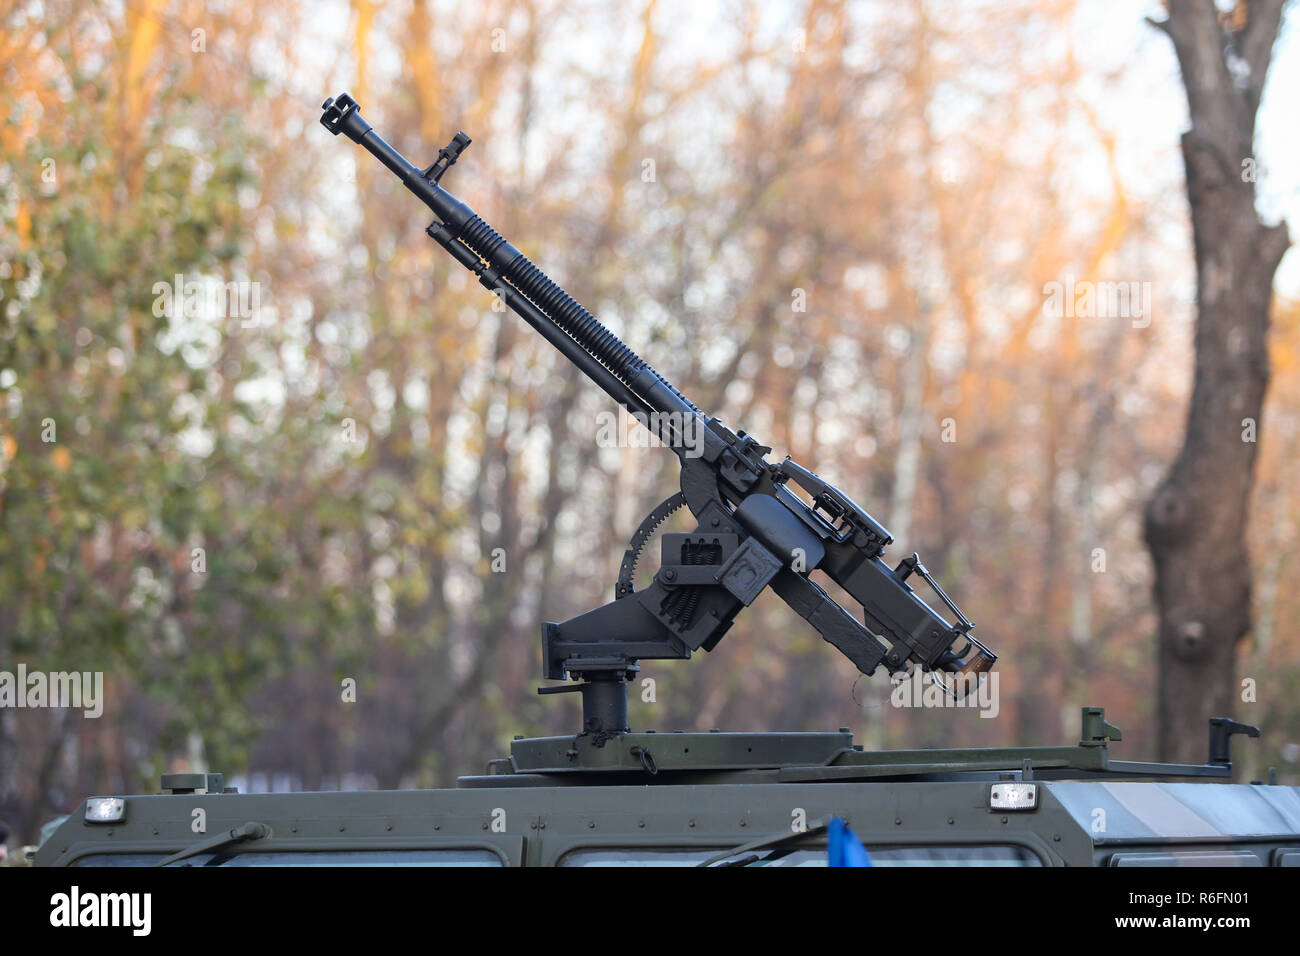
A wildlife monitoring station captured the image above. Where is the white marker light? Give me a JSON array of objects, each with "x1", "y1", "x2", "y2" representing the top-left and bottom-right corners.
[
  {"x1": 85, "y1": 797, "x2": 126, "y2": 823},
  {"x1": 990, "y1": 783, "x2": 1037, "y2": 811}
]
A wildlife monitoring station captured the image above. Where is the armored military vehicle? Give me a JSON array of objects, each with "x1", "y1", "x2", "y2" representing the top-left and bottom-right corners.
[
  {"x1": 33, "y1": 706, "x2": 1300, "y2": 867},
  {"x1": 32, "y1": 95, "x2": 1300, "y2": 868}
]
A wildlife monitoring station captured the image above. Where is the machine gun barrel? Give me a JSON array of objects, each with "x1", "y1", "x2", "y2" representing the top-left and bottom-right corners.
[
  {"x1": 323, "y1": 92, "x2": 996, "y2": 730},
  {"x1": 321, "y1": 93, "x2": 698, "y2": 440}
]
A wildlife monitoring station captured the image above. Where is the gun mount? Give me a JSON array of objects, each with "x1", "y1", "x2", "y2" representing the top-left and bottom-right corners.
[{"x1": 322, "y1": 93, "x2": 996, "y2": 739}]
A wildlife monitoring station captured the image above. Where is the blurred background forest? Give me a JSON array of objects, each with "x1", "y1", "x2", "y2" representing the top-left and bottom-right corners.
[{"x1": 1, "y1": 0, "x2": 1297, "y2": 844}]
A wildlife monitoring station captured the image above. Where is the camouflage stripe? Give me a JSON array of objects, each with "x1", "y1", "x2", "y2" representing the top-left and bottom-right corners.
[{"x1": 1046, "y1": 782, "x2": 1300, "y2": 841}]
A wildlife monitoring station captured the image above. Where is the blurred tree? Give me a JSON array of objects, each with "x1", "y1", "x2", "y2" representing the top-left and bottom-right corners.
[
  {"x1": 0, "y1": 0, "x2": 371, "y2": 839},
  {"x1": 1145, "y1": 0, "x2": 1291, "y2": 763},
  {"x1": 3, "y1": 0, "x2": 1298, "y2": 844}
]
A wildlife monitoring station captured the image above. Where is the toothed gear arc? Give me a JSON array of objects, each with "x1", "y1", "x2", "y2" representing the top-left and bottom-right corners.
[{"x1": 615, "y1": 491, "x2": 689, "y2": 599}]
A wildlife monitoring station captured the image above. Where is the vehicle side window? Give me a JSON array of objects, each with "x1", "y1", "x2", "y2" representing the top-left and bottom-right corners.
[
  {"x1": 560, "y1": 848, "x2": 718, "y2": 866},
  {"x1": 560, "y1": 845, "x2": 1041, "y2": 866},
  {"x1": 73, "y1": 853, "x2": 170, "y2": 867},
  {"x1": 864, "y1": 846, "x2": 1041, "y2": 867},
  {"x1": 1107, "y1": 850, "x2": 1262, "y2": 867},
  {"x1": 73, "y1": 849, "x2": 504, "y2": 867}
]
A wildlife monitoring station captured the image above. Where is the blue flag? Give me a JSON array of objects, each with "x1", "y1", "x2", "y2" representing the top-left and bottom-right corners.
[{"x1": 827, "y1": 817, "x2": 873, "y2": 867}]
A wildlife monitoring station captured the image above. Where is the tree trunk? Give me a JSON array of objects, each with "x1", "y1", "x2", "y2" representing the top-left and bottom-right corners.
[{"x1": 1145, "y1": 0, "x2": 1291, "y2": 764}]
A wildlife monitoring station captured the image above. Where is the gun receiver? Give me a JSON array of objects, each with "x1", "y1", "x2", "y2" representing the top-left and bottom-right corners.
[{"x1": 322, "y1": 93, "x2": 996, "y2": 737}]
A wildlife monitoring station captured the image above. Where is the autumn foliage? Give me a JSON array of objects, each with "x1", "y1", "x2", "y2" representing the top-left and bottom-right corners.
[{"x1": 0, "y1": 0, "x2": 1295, "y2": 843}]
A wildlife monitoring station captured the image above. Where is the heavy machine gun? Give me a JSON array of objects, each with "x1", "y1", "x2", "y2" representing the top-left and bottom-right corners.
[{"x1": 321, "y1": 93, "x2": 995, "y2": 739}]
